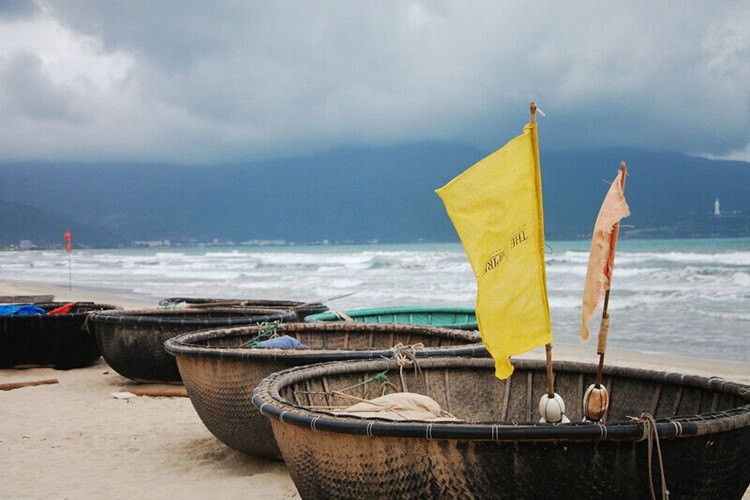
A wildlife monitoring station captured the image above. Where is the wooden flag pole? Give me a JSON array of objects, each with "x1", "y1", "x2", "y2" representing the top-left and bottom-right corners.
[
  {"x1": 530, "y1": 102, "x2": 556, "y2": 399},
  {"x1": 584, "y1": 162, "x2": 628, "y2": 422},
  {"x1": 545, "y1": 343, "x2": 555, "y2": 397},
  {"x1": 594, "y1": 162, "x2": 627, "y2": 386},
  {"x1": 530, "y1": 102, "x2": 567, "y2": 423},
  {"x1": 594, "y1": 290, "x2": 611, "y2": 387}
]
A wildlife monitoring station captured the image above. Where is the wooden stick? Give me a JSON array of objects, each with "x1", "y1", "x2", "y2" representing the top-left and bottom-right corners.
[
  {"x1": 121, "y1": 384, "x2": 188, "y2": 398},
  {"x1": 531, "y1": 100, "x2": 556, "y2": 398},
  {"x1": 545, "y1": 344, "x2": 555, "y2": 397},
  {"x1": 595, "y1": 294, "x2": 610, "y2": 386},
  {"x1": 0, "y1": 378, "x2": 59, "y2": 391},
  {"x1": 595, "y1": 162, "x2": 628, "y2": 386}
]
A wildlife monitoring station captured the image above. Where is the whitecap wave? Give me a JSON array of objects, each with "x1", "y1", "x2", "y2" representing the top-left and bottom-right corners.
[{"x1": 1, "y1": 242, "x2": 748, "y2": 361}]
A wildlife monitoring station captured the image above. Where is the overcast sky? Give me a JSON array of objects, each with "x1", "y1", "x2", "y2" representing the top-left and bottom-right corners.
[{"x1": 0, "y1": 1, "x2": 748, "y2": 164}]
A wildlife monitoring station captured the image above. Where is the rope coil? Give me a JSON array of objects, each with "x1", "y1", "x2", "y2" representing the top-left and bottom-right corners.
[
  {"x1": 630, "y1": 413, "x2": 669, "y2": 500},
  {"x1": 391, "y1": 343, "x2": 424, "y2": 390},
  {"x1": 239, "y1": 321, "x2": 280, "y2": 347}
]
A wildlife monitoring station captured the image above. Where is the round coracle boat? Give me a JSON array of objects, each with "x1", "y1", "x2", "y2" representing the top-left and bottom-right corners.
[
  {"x1": 165, "y1": 322, "x2": 485, "y2": 459},
  {"x1": 159, "y1": 297, "x2": 328, "y2": 321},
  {"x1": 1, "y1": 302, "x2": 119, "y2": 369},
  {"x1": 88, "y1": 307, "x2": 295, "y2": 383},
  {"x1": 254, "y1": 356, "x2": 750, "y2": 499},
  {"x1": 304, "y1": 306, "x2": 477, "y2": 330}
]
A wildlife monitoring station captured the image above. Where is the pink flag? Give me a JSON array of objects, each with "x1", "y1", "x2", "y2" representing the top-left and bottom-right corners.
[{"x1": 580, "y1": 166, "x2": 630, "y2": 341}]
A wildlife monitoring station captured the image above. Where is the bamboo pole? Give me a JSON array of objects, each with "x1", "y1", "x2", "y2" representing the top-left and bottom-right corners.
[
  {"x1": 530, "y1": 101, "x2": 557, "y2": 398},
  {"x1": 121, "y1": 384, "x2": 188, "y2": 398},
  {"x1": 594, "y1": 162, "x2": 627, "y2": 386},
  {"x1": 0, "y1": 378, "x2": 59, "y2": 391},
  {"x1": 545, "y1": 343, "x2": 555, "y2": 397}
]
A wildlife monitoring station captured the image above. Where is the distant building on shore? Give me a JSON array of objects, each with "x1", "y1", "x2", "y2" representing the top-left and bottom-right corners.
[
  {"x1": 714, "y1": 197, "x2": 721, "y2": 216},
  {"x1": 133, "y1": 240, "x2": 171, "y2": 248},
  {"x1": 240, "y1": 239, "x2": 286, "y2": 246}
]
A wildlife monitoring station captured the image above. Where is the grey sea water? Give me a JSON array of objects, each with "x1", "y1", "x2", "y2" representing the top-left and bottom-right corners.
[{"x1": 1, "y1": 238, "x2": 748, "y2": 362}]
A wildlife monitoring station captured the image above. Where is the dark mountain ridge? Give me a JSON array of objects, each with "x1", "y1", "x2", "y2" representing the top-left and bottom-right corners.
[
  {"x1": 0, "y1": 200, "x2": 123, "y2": 247},
  {"x1": 1, "y1": 144, "x2": 748, "y2": 246}
]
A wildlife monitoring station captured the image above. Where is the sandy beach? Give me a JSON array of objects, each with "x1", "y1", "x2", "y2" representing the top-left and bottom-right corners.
[{"x1": 1, "y1": 281, "x2": 748, "y2": 499}]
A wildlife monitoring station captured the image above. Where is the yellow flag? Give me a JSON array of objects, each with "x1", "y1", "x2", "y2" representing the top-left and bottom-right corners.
[{"x1": 436, "y1": 123, "x2": 552, "y2": 379}]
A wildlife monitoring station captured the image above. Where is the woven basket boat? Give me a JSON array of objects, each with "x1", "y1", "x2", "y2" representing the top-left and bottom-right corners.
[
  {"x1": 254, "y1": 356, "x2": 750, "y2": 499},
  {"x1": 0, "y1": 302, "x2": 119, "y2": 369},
  {"x1": 304, "y1": 306, "x2": 477, "y2": 330},
  {"x1": 159, "y1": 297, "x2": 328, "y2": 321},
  {"x1": 165, "y1": 323, "x2": 485, "y2": 459},
  {"x1": 88, "y1": 308, "x2": 295, "y2": 383}
]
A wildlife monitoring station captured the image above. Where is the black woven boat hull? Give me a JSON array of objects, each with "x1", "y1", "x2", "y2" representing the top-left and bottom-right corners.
[
  {"x1": 271, "y1": 422, "x2": 747, "y2": 499},
  {"x1": 0, "y1": 302, "x2": 119, "y2": 369},
  {"x1": 254, "y1": 357, "x2": 750, "y2": 499},
  {"x1": 89, "y1": 308, "x2": 296, "y2": 383}
]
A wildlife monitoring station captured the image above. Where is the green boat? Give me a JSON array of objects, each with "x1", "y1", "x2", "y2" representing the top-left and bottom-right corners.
[{"x1": 304, "y1": 306, "x2": 477, "y2": 330}]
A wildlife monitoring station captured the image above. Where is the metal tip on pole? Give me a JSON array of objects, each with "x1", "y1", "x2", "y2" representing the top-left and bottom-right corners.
[{"x1": 530, "y1": 102, "x2": 537, "y2": 124}]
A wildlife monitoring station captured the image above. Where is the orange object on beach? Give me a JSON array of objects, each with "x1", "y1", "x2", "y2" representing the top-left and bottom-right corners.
[
  {"x1": 64, "y1": 231, "x2": 72, "y2": 253},
  {"x1": 579, "y1": 165, "x2": 630, "y2": 341},
  {"x1": 48, "y1": 302, "x2": 77, "y2": 315}
]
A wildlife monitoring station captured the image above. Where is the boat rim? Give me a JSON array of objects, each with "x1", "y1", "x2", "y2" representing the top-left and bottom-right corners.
[
  {"x1": 164, "y1": 322, "x2": 486, "y2": 362},
  {"x1": 88, "y1": 307, "x2": 296, "y2": 327},
  {"x1": 158, "y1": 297, "x2": 324, "y2": 308},
  {"x1": 305, "y1": 306, "x2": 475, "y2": 322},
  {"x1": 252, "y1": 356, "x2": 750, "y2": 443}
]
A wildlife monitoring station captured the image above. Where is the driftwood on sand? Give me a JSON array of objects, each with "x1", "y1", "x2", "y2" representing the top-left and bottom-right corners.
[
  {"x1": 120, "y1": 384, "x2": 188, "y2": 398},
  {"x1": 0, "y1": 378, "x2": 59, "y2": 391}
]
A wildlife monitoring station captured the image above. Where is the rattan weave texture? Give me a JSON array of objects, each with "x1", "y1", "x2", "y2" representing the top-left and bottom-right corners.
[
  {"x1": 254, "y1": 357, "x2": 750, "y2": 499},
  {"x1": 166, "y1": 322, "x2": 485, "y2": 458}
]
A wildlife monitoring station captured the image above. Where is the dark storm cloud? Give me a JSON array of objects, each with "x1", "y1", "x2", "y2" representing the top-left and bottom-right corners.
[
  {"x1": 0, "y1": 0, "x2": 38, "y2": 20},
  {"x1": 0, "y1": 1, "x2": 748, "y2": 163}
]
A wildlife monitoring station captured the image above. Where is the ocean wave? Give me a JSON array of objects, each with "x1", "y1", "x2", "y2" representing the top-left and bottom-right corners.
[
  {"x1": 730, "y1": 271, "x2": 750, "y2": 287},
  {"x1": 548, "y1": 250, "x2": 750, "y2": 266},
  {"x1": 154, "y1": 252, "x2": 186, "y2": 258},
  {"x1": 202, "y1": 250, "x2": 250, "y2": 257},
  {"x1": 1, "y1": 244, "x2": 748, "y2": 362},
  {"x1": 697, "y1": 310, "x2": 750, "y2": 322}
]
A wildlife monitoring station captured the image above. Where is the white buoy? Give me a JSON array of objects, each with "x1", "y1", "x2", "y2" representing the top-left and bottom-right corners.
[
  {"x1": 583, "y1": 383, "x2": 609, "y2": 422},
  {"x1": 538, "y1": 393, "x2": 570, "y2": 424}
]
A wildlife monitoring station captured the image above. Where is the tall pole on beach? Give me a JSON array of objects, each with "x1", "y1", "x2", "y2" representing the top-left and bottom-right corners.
[
  {"x1": 530, "y1": 102, "x2": 556, "y2": 399},
  {"x1": 64, "y1": 231, "x2": 72, "y2": 291},
  {"x1": 532, "y1": 102, "x2": 568, "y2": 424},
  {"x1": 583, "y1": 162, "x2": 628, "y2": 422},
  {"x1": 594, "y1": 162, "x2": 627, "y2": 387}
]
